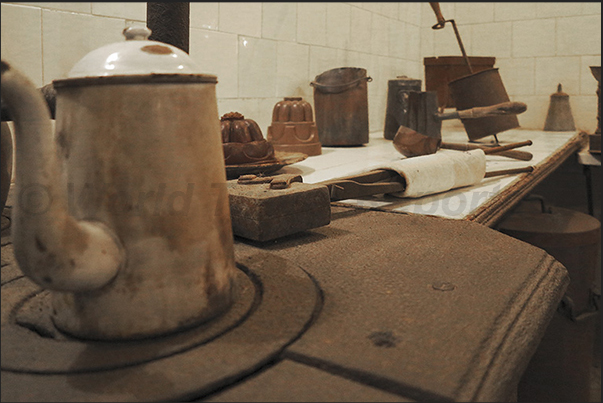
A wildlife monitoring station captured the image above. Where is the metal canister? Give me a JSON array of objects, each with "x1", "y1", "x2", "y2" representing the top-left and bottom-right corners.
[
  {"x1": 448, "y1": 68, "x2": 519, "y2": 141},
  {"x1": 383, "y1": 76, "x2": 422, "y2": 140},
  {"x1": 311, "y1": 67, "x2": 372, "y2": 146},
  {"x1": 497, "y1": 199, "x2": 601, "y2": 402}
]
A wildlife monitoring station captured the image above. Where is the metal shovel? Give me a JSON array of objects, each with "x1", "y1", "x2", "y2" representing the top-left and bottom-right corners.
[
  {"x1": 403, "y1": 90, "x2": 530, "y2": 157},
  {"x1": 429, "y1": 2, "x2": 521, "y2": 141}
]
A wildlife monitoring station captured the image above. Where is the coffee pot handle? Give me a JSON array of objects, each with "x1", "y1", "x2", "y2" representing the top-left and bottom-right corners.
[{"x1": 1, "y1": 60, "x2": 124, "y2": 292}]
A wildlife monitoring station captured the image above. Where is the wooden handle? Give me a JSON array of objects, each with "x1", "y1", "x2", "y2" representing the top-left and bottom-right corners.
[
  {"x1": 429, "y1": 2, "x2": 447, "y2": 29},
  {"x1": 440, "y1": 142, "x2": 533, "y2": 161},
  {"x1": 484, "y1": 166, "x2": 534, "y2": 178},
  {"x1": 482, "y1": 140, "x2": 533, "y2": 154},
  {"x1": 456, "y1": 102, "x2": 528, "y2": 119}
]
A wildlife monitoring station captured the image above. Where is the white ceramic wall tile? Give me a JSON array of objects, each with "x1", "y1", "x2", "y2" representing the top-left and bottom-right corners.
[
  {"x1": 219, "y1": 96, "x2": 278, "y2": 135},
  {"x1": 390, "y1": 58, "x2": 412, "y2": 80},
  {"x1": 326, "y1": 3, "x2": 351, "y2": 50},
  {"x1": 557, "y1": 15, "x2": 602, "y2": 56},
  {"x1": 433, "y1": 23, "x2": 471, "y2": 58},
  {"x1": 389, "y1": 19, "x2": 406, "y2": 59},
  {"x1": 258, "y1": 97, "x2": 284, "y2": 134},
  {"x1": 10, "y1": 2, "x2": 91, "y2": 13},
  {"x1": 455, "y1": 3, "x2": 495, "y2": 25},
  {"x1": 420, "y1": 27, "x2": 435, "y2": 58},
  {"x1": 361, "y1": 3, "x2": 380, "y2": 15},
  {"x1": 571, "y1": 95, "x2": 598, "y2": 134},
  {"x1": 494, "y1": 3, "x2": 537, "y2": 22},
  {"x1": 535, "y1": 56, "x2": 582, "y2": 96},
  {"x1": 217, "y1": 98, "x2": 242, "y2": 119},
  {"x1": 276, "y1": 41, "x2": 310, "y2": 98},
  {"x1": 369, "y1": 94, "x2": 384, "y2": 133},
  {"x1": 349, "y1": 6, "x2": 371, "y2": 53},
  {"x1": 580, "y1": 55, "x2": 601, "y2": 95},
  {"x1": 368, "y1": 55, "x2": 388, "y2": 96},
  {"x1": 496, "y1": 58, "x2": 536, "y2": 96},
  {"x1": 218, "y1": 3, "x2": 262, "y2": 37},
  {"x1": 217, "y1": 98, "x2": 262, "y2": 128},
  {"x1": 91, "y1": 2, "x2": 145, "y2": 21},
  {"x1": 536, "y1": 2, "x2": 583, "y2": 18},
  {"x1": 406, "y1": 60, "x2": 422, "y2": 81},
  {"x1": 371, "y1": 13, "x2": 390, "y2": 57},
  {"x1": 408, "y1": 3, "x2": 422, "y2": 27},
  {"x1": 582, "y1": 2, "x2": 602, "y2": 15},
  {"x1": 296, "y1": 3, "x2": 327, "y2": 47},
  {"x1": 471, "y1": 22, "x2": 512, "y2": 59},
  {"x1": 1, "y1": 3, "x2": 43, "y2": 87},
  {"x1": 512, "y1": 19, "x2": 556, "y2": 58},
  {"x1": 380, "y1": 3, "x2": 399, "y2": 20},
  {"x1": 1, "y1": 1, "x2": 597, "y2": 141},
  {"x1": 41, "y1": 9, "x2": 125, "y2": 82},
  {"x1": 262, "y1": 2, "x2": 297, "y2": 42},
  {"x1": 237, "y1": 36, "x2": 277, "y2": 98},
  {"x1": 308, "y1": 46, "x2": 343, "y2": 81},
  {"x1": 190, "y1": 2, "x2": 219, "y2": 30},
  {"x1": 398, "y1": 3, "x2": 418, "y2": 26},
  {"x1": 189, "y1": 28, "x2": 238, "y2": 99},
  {"x1": 405, "y1": 24, "x2": 421, "y2": 62},
  {"x1": 340, "y1": 50, "x2": 372, "y2": 73},
  {"x1": 515, "y1": 95, "x2": 550, "y2": 129}
]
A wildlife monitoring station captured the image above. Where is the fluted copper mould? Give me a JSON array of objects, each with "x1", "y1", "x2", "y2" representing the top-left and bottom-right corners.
[
  {"x1": 221, "y1": 112, "x2": 276, "y2": 165},
  {"x1": 267, "y1": 97, "x2": 321, "y2": 156}
]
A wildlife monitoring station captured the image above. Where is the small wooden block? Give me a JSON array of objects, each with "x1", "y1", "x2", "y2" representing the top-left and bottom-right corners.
[{"x1": 227, "y1": 180, "x2": 331, "y2": 242}]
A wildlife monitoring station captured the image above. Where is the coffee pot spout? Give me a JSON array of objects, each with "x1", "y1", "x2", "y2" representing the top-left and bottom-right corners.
[{"x1": 1, "y1": 60, "x2": 123, "y2": 291}]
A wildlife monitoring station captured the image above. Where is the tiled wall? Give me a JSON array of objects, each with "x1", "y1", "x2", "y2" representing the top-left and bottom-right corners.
[
  {"x1": 420, "y1": 2, "x2": 601, "y2": 133},
  {"x1": 1, "y1": 2, "x2": 601, "y2": 134},
  {"x1": 0, "y1": 2, "x2": 423, "y2": 134}
]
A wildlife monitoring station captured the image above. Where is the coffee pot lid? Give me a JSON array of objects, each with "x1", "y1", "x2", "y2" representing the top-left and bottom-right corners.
[{"x1": 62, "y1": 26, "x2": 210, "y2": 82}]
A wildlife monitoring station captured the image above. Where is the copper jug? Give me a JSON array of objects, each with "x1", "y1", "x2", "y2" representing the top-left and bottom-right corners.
[{"x1": 543, "y1": 84, "x2": 576, "y2": 131}]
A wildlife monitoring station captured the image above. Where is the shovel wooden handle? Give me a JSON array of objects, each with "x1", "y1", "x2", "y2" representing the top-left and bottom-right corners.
[
  {"x1": 484, "y1": 166, "x2": 534, "y2": 178},
  {"x1": 440, "y1": 142, "x2": 533, "y2": 161},
  {"x1": 429, "y1": 2, "x2": 447, "y2": 29},
  {"x1": 481, "y1": 140, "x2": 533, "y2": 154},
  {"x1": 436, "y1": 102, "x2": 527, "y2": 121}
]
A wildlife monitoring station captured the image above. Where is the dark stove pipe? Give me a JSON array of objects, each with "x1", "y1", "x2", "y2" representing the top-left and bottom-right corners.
[{"x1": 147, "y1": 2, "x2": 190, "y2": 54}]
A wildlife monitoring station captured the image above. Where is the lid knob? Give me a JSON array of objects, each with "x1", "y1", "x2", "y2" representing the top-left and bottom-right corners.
[{"x1": 123, "y1": 26, "x2": 152, "y2": 41}]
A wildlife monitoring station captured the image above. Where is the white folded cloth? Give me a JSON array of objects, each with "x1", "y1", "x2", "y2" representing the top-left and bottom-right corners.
[{"x1": 379, "y1": 149, "x2": 487, "y2": 198}]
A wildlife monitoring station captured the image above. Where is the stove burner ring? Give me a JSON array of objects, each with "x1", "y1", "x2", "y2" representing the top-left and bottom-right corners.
[
  {"x1": 2, "y1": 265, "x2": 257, "y2": 374},
  {"x1": 1, "y1": 252, "x2": 321, "y2": 402}
]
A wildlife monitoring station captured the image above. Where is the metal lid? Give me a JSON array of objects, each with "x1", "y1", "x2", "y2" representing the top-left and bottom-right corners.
[
  {"x1": 497, "y1": 205, "x2": 600, "y2": 248},
  {"x1": 550, "y1": 83, "x2": 569, "y2": 98},
  {"x1": 54, "y1": 27, "x2": 215, "y2": 86}
]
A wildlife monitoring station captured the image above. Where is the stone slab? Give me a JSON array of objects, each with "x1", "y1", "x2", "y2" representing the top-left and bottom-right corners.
[
  {"x1": 205, "y1": 359, "x2": 414, "y2": 402},
  {"x1": 242, "y1": 207, "x2": 569, "y2": 401},
  {"x1": 1, "y1": 204, "x2": 569, "y2": 402}
]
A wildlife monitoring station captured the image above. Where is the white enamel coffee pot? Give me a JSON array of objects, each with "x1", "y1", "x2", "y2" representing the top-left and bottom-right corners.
[{"x1": 0, "y1": 27, "x2": 236, "y2": 340}]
